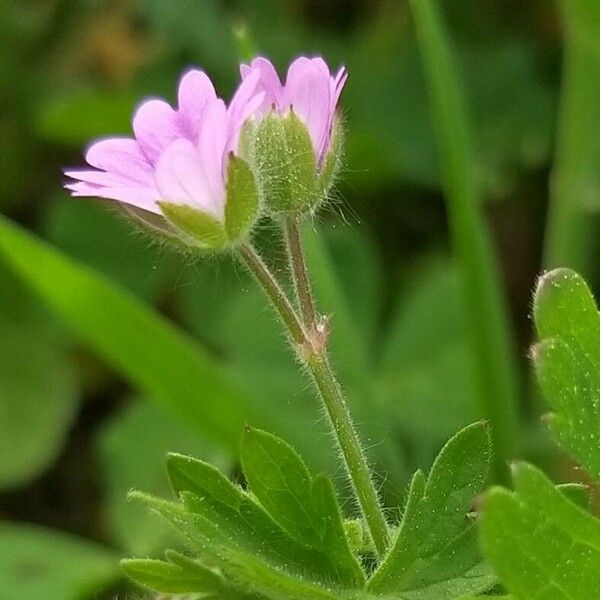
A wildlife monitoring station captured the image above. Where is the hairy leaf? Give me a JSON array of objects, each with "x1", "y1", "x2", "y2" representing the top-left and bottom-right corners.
[
  {"x1": 533, "y1": 268, "x2": 600, "y2": 481},
  {"x1": 481, "y1": 462, "x2": 600, "y2": 598},
  {"x1": 368, "y1": 423, "x2": 492, "y2": 595}
]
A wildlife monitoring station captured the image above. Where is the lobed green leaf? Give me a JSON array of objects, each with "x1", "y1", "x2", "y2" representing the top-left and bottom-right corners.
[
  {"x1": 533, "y1": 267, "x2": 600, "y2": 481},
  {"x1": 121, "y1": 556, "x2": 224, "y2": 594},
  {"x1": 481, "y1": 462, "x2": 600, "y2": 599},
  {"x1": 368, "y1": 422, "x2": 492, "y2": 595}
]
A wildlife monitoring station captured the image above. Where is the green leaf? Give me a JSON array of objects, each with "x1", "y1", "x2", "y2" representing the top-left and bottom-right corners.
[
  {"x1": 368, "y1": 422, "x2": 492, "y2": 595},
  {"x1": 557, "y1": 483, "x2": 591, "y2": 509},
  {"x1": 225, "y1": 154, "x2": 259, "y2": 241},
  {"x1": 481, "y1": 462, "x2": 600, "y2": 598},
  {"x1": 533, "y1": 268, "x2": 600, "y2": 481},
  {"x1": 121, "y1": 556, "x2": 224, "y2": 594},
  {"x1": 0, "y1": 320, "x2": 79, "y2": 489},
  {"x1": 0, "y1": 214, "x2": 253, "y2": 450},
  {"x1": 167, "y1": 452, "x2": 243, "y2": 510},
  {"x1": 97, "y1": 400, "x2": 230, "y2": 555},
  {"x1": 241, "y1": 427, "x2": 321, "y2": 545},
  {"x1": 158, "y1": 202, "x2": 227, "y2": 248},
  {"x1": 240, "y1": 427, "x2": 364, "y2": 587},
  {"x1": 220, "y1": 547, "x2": 338, "y2": 600},
  {"x1": 0, "y1": 522, "x2": 119, "y2": 600},
  {"x1": 131, "y1": 490, "x2": 348, "y2": 593},
  {"x1": 399, "y1": 563, "x2": 496, "y2": 600}
]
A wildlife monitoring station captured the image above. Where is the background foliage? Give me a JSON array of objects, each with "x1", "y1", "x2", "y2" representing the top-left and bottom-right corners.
[{"x1": 1, "y1": 0, "x2": 598, "y2": 598}]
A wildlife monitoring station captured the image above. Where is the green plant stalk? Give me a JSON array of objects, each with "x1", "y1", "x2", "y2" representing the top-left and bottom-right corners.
[
  {"x1": 284, "y1": 217, "x2": 318, "y2": 328},
  {"x1": 239, "y1": 241, "x2": 389, "y2": 557},
  {"x1": 305, "y1": 352, "x2": 389, "y2": 558},
  {"x1": 238, "y1": 244, "x2": 306, "y2": 346},
  {"x1": 543, "y1": 0, "x2": 600, "y2": 274},
  {"x1": 410, "y1": 0, "x2": 521, "y2": 483}
]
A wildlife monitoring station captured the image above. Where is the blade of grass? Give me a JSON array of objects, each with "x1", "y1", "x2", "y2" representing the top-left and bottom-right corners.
[
  {"x1": 543, "y1": 0, "x2": 600, "y2": 275},
  {"x1": 409, "y1": 0, "x2": 521, "y2": 482},
  {"x1": 0, "y1": 214, "x2": 253, "y2": 450}
]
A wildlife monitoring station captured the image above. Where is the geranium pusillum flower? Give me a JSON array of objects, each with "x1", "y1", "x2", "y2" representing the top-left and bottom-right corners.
[
  {"x1": 238, "y1": 56, "x2": 347, "y2": 214},
  {"x1": 241, "y1": 56, "x2": 347, "y2": 165},
  {"x1": 64, "y1": 68, "x2": 265, "y2": 248}
]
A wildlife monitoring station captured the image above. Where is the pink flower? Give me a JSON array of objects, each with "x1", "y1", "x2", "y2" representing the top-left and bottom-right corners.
[
  {"x1": 240, "y1": 56, "x2": 347, "y2": 164},
  {"x1": 64, "y1": 68, "x2": 264, "y2": 219}
]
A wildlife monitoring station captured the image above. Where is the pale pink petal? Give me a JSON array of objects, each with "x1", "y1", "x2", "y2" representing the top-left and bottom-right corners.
[
  {"x1": 331, "y1": 66, "x2": 348, "y2": 115},
  {"x1": 177, "y1": 69, "x2": 217, "y2": 138},
  {"x1": 284, "y1": 57, "x2": 332, "y2": 160},
  {"x1": 83, "y1": 138, "x2": 154, "y2": 185},
  {"x1": 64, "y1": 169, "x2": 126, "y2": 187},
  {"x1": 240, "y1": 57, "x2": 284, "y2": 111},
  {"x1": 228, "y1": 69, "x2": 260, "y2": 130},
  {"x1": 226, "y1": 87, "x2": 265, "y2": 154},
  {"x1": 66, "y1": 181, "x2": 162, "y2": 214},
  {"x1": 155, "y1": 138, "x2": 222, "y2": 218},
  {"x1": 199, "y1": 100, "x2": 228, "y2": 205},
  {"x1": 133, "y1": 99, "x2": 181, "y2": 164}
]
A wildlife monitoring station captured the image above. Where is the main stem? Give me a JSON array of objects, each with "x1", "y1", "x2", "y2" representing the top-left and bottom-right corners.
[
  {"x1": 239, "y1": 240, "x2": 389, "y2": 557},
  {"x1": 306, "y1": 353, "x2": 389, "y2": 557},
  {"x1": 284, "y1": 220, "x2": 389, "y2": 556}
]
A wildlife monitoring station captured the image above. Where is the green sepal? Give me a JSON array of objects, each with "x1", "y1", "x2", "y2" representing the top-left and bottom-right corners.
[
  {"x1": 158, "y1": 202, "x2": 227, "y2": 250},
  {"x1": 252, "y1": 110, "x2": 320, "y2": 214},
  {"x1": 120, "y1": 204, "x2": 200, "y2": 250},
  {"x1": 224, "y1": 154, "x2": 259, "y2": 243},
  {"x1": 318, "y1": 115, "x2": 343, "y2": 197}
]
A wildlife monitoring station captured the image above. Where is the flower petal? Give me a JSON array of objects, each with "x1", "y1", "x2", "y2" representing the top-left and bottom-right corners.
[
  {"x1": 240, "y1": 57, "x2": 284, "y2": 111},
  {"x1": 227, "y1": 69, "x2": 265, "y2": 153},
  {"x1": 177, "y1": 69, "x2": 217, "y2": 139},
  {"x1": 83, "y1": 138, "x2": 154, "y2": 184},
  {"x1": 155, "y1": 138, "x2": 222, "y2": 218},
  {"x1": 132, "y1": 99, "x2": 181, "y2": 164},
  {"x1": 284, "y1": 57, "x2": 332, "y2": 160},
  {"x1": 199, "y1": 100, "x2": 228, "y2": 207},
  {"x1": 331, "y1": 66, "x2": 348, "y2": 115},
  {"x1": 228, "y1": 69, "x2": 260, "y2": 128},
  {"x1": 66, "y1": 181, "x2": 162, "y2": 214}
]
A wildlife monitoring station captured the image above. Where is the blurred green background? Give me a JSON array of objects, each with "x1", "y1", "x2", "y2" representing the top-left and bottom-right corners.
[{"x1": 0, "y1": 0, "x2": 594, "y2": 598}]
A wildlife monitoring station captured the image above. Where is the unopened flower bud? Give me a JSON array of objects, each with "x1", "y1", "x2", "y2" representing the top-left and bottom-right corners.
[{"x1": 239, "y1": 56, "x2": 347, "y2": 216}]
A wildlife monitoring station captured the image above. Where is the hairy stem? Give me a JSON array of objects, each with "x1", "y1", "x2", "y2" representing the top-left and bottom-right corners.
[
  {"x1": 306, "y1": 352, "x2": 389, "y2": 557},
  {"x1": 282, "y1": 224, "x2": 389, "y2": 557},
  {"x1": 238, "y1": 244, "x2": 306, "y2": 346},
  {"x1": 239, "y1": 240, "x2": 389, "y2": 557},
  {"x1": 284, "y1": 218, "x2": 319, "y2": 328}
]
